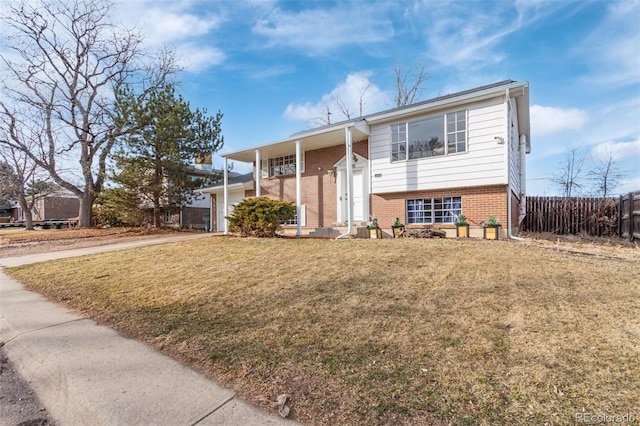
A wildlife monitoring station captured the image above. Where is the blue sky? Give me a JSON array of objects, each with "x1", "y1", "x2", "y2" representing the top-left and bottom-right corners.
[{"x1": 117, "y1": 0, "x2": 638, "y2": 196}]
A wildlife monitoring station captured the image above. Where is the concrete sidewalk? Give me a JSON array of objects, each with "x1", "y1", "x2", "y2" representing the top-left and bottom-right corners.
[{"x1": 0, "y1": 235, "x2": 298, "y2": 425}]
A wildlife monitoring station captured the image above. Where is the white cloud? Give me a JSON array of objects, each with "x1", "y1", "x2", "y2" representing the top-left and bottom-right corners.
[
  {"x1": 530, "y1": 105, "x2": 588, "y2": 136},
  {"x1": 416, "y1": 1, "x2": 571, "y2": 71},
  {"x1": 252, "y1": 4, "x2": 393, "y2": 54},
  {"x1": 616, "y1": 175, "x2": 640, "y2": 195},
  {"x1": 283, "y1": 71, "x2": 391, "y2": 125},
  {"x1": 175, "y1": 43, "x2": 225, "y2": 73},
  {"x1": 589, "y1": 139, "x2": 640, "y2": 162},
  {"x1": 142, "y1": 10, "x2": 223, "y2": 43},
  {"x1": 111, "y1": 2, "x2": 226, "y2": 73}
]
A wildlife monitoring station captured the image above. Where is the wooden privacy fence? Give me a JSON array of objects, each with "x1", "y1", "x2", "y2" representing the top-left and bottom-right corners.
[
  {"x1": 522, "y1": 196, "x2": 619, "y2": 237},
  {"x1": 619, "y1": 191, "x2": 640, "y2": 242}
]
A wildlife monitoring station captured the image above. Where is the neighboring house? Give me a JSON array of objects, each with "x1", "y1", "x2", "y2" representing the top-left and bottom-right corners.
[
  {"x1": 31, "y1": 188, "x2": 79, "y2": 221},
  {"x1": 159, "y1": 162, "x2": 234, "y2": 230},
  {"x1": 200, "y1": 80, "x2": 530, "y2": 238},
  {"x1": 197, "y1": 172, "x2": 254, "y2": 232},
  {"x1": 0, "y1": 188, "x2": 78, "y2": 224}
]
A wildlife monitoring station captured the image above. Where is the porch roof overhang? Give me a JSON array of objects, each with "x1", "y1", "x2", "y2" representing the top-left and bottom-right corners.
[{"x1": 220, "y1": 120, "x2": 370, "y2": 163}]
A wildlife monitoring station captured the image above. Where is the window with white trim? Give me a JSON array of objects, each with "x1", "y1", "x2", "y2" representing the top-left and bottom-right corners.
[
  {"x1": 164, "y1": 210, "x2": 173, "y2": 223},
  {"x1": 391, "y1": 110, "x2": 466, "y2": 162},
  {"x1": 269, "y1": 154, "x2": 297, "y2": 176},
  {"x1": 446, "y1": 110, "x2": 466, "y2": 154},
  {"x1": 406, "y1": 197, "x2": 462, "y2": 224},
  {"x1": 280, "y1": 205, "x2": 306, "y2": 226}
]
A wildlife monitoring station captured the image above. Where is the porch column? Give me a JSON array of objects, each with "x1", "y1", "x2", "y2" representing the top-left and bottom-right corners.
[
  {"x1": 345, "y1": 126, "x2": 353, "y2": 234},
  {"x1": 209, "y1": 194, "x2": 214, "y2": 233},
  {"x1": 223, "y1": 157, "x2": 228, "y2": 234},
  {"x1": 255, "y1": 149, "x2": 261, "y2": 197},
  {"x1": 295, "y1": 140, "x2": 302, "y2": 237}
]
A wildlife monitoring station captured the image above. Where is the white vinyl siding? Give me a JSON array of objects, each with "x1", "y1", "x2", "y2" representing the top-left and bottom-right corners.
[
  {"x1": 370, "y1": 97, "x2": 507, "y2": 194},
  {"x1": 508, "y1": 98, "x2": 522, "y2": 197}
]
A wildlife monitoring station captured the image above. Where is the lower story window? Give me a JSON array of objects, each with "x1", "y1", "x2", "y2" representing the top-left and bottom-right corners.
[
  {"x1": 407, "y1": 197, "x2": 461, "y2": 224},
  {"x1": 281, "y1": 216, "x2": 298, "y2": 226},
  {"x1": 279, "y1": 205, "x2": 306, "y2": 226},
  {"x1": 164, "y1": 210, "x2": 173, "y2": 223}
]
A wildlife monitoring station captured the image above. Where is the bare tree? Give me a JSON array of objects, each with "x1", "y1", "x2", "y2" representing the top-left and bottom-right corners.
[
  {"x1": 589, "y1": 145, "x2": 625, "y2": 197},
  {"x1": 332, "y1": 94, "x2": 352, "y2": 120},
  {"x1": 0, "y1": 0, "x2": 176, "y2": 227},
  {"x1": 394, "y1": 64, "x2": 427, "y2": 107},
  {"x1": 312, "y1": 81, "x2": 371, "y2": 127},
  {"x1": 552, "y1": 147, "x2": 586, "y2": 197},
  {"x1": 0, "y1": 144, "x2": 55, "y2": 230}
]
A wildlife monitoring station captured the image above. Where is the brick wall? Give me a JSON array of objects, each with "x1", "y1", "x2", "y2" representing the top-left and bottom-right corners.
[
  {"x1": 256, "y1": 140, "x2": 368, "y2": 228},
  {"x1": 370, "y1": 185, "x2": 509, "y2": 231}
]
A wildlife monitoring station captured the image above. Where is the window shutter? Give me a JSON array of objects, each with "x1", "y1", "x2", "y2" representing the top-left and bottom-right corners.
[
  {"x1": 300, "y1": 152, "x2": 305, "y2": 173},
  {"x1": 299, "y1": 204, "x2": 306, "y2": 227},
  {"x1": 261, "y1": 159, "x2": 269, "y2": 178}
]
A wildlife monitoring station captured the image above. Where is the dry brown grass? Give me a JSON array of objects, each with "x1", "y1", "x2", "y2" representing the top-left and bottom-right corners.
[
  {"x1": 0, "y1": 227, "x2": 177, "y2": 243},
  {"x1": 7, "y1": 238, "x2": 640, "y2": 425}
]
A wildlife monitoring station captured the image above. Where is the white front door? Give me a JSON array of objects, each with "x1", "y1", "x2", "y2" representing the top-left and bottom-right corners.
[{"x1": 340, "y1": 168, "x2": 365, "y2": 222}]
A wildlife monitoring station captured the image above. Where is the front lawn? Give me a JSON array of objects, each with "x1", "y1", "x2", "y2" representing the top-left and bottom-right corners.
[{"x1": 7, "y1": 238, "x2": 639, "y2": 425}]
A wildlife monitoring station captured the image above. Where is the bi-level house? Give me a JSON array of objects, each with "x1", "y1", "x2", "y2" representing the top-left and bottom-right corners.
[{"x1": 200, "y1": 80, "x2": 530, "y2": 238}]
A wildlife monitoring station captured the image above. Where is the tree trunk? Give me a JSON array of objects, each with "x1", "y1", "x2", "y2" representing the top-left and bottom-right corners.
[
  {"x1": 153, "y1": 197, "x2": 161, "y2": 228},
  {"x1": 17, "y1": 193, "x2": 33, "y2": 231},
  {"x1": 78, "y1": 193, "x2": 94, "y2": 228}
]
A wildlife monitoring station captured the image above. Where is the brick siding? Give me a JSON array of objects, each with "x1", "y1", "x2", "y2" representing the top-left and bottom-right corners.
[
  {"x1": 371, "y1": 185, "x2": 509, "y2": 231},
  {"x1": 255, "y1": 140, "x2": 368, "y2": 228}
]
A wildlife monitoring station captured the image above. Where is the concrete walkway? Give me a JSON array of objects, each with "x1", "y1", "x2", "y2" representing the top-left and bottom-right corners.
[{"x1": 0, "y1": 234, "x2": 298, "y2": 425}]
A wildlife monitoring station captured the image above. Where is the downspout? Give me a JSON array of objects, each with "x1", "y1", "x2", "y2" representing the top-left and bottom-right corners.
[
  {"x1": 518, "y1": 134, "x2": 527, "y2": 223},
  {"x1": 336, "y1": 125, "x2": 354, "y2": 239},
  {"x1": 505, "y1": 88, "x2": 525, "y2": 241}
]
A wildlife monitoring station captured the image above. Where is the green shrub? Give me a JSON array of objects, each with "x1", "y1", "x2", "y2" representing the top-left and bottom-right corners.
[{"x1": 226, "y1": 197, "x2": 296, "y2": 237}]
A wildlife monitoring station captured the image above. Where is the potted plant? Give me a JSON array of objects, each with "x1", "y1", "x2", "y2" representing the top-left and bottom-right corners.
[
  {"x1": 483, "y1": 216, "x2": 501, "y2": 240},
  {"x1": 455, "y1": 214, "x2": 469, "y2": 238},
  {"x1": 367, "y1": 218, "x2": 382, "y2": 239},
  {"x1": 391, "y1": 217, "x2": 405, "y2": 238}
]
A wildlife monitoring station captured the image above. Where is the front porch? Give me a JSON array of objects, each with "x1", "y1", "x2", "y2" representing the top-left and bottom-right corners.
[{"x1": 219, "y1": 120, "x2": 371, "y2": 237}]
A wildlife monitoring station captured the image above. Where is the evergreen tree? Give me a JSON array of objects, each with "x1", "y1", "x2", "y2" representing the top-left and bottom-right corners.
[{"x1": 113, "y1": 84, "x2": 223, "y2": 227}]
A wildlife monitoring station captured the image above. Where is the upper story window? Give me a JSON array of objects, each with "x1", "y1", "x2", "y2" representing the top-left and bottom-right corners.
[
  {"x1": 269, "y1": 154, "x2": 296, "y2": 176},
  {"x1": 391, "y1": 110, "x2": 466, "y2": 162}
]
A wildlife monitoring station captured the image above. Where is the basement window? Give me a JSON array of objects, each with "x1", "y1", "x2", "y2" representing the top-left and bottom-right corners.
[{"x1": 406, "y1": 197, "x2": 461, "y2": 224}]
